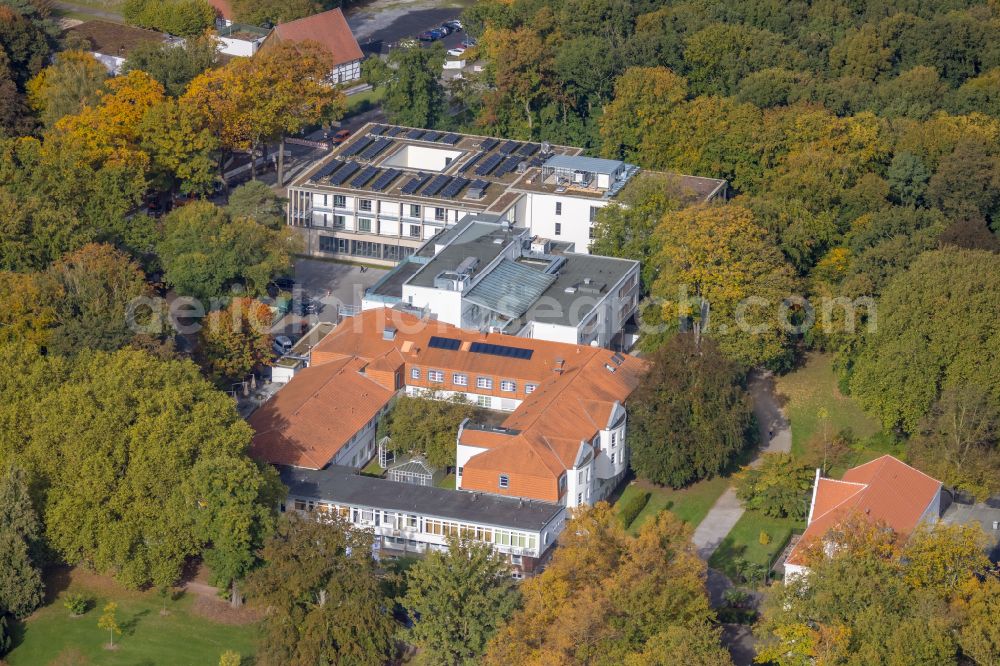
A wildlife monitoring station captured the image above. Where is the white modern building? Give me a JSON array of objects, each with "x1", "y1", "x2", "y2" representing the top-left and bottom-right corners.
[
  {"x1": 362, "y1": 215, "x2": 641, "y2": 348},
  {"x1": 286, "y1": 123, "x2": 728, "y2": 266},
  {"x1": 216, "y1": 24, "x2": 269, "y2": 57}
]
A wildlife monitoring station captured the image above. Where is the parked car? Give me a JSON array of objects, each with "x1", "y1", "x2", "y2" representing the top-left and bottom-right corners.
[
  {"x1": 418, "y1": 30, "x2": 440, "y2": 41},
  {"x1": 438, "y1": 23, "x2": 454, "y2": 35},
  {"x1": 461, "y1": 36, "x2": 477, "y2": 48},
  {"x1": 444, "y1": 20, "x2": 462, "y2": 31},
  {"x1": 447, "y1": 47, "x2": 466, "y2": 57},
  {"x1": 273, "y1": 335, "x2": 293, "y2": 356},
  {"x1": 330, "y1": 129, "x2": 351, "y2": 144}
]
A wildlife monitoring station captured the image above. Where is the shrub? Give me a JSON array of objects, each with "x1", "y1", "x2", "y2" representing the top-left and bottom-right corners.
[
  {"x1": 618, "y1": 490, "x2": 651, "y2": 528},
  {"x1": 220, "y1": 650, "x2": 241, "y2": 666},
  {"x1": 758, "y1": 530, "x2": 771, "y2": 545},
  {"x1": 64, "y1": 593, "x2": 90, "y2": 616},
  {"x1": 723, "y1": 588, "x2": 751, "y2": 607},
  {"x1": 0, "y1": 613, "x2": 10, "y2": 657}
]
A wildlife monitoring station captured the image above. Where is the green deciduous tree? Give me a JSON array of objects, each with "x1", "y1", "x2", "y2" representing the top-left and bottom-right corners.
[
  {"x1": 628, "y1": 333, "x2": 753, "y2": 488},
  {"x1": 0, "y1": 344, "x2": 273, "y2": 590},
  {"x1": 485, "y1": 504, "x2": 729, "y2": 665},
  {"x1": 649, "y1": 204, "x2": 798, "y2": 368},
  {"x1": 402, "y1": 536, "x2": 519, "y2": 665},
  {"x1": 382, "y1": 395, "x2": 476, "y2": 469},
  {"x1": 227, "y1": 181, "x2": 287, "y2": 229},
  {"x1": 122, "y1": 0, "x2": 216, "y2": 36},
  {"x1": 907, "y1": 386, "x2": 999, "y2": 501},
  {"x1": 45, "y1": 243, "x2": 151, "y2": 356},
  {"x1": 734, "y1": 453, "x2": 814, "y2": 520},
  {"x1": 25, "y1": 50, "x2": 106, "y2": 128},
  {"x1": 246, "y1": 512, "x2": 396, "y2": 666},
  {"x1": 599, "y1": 66, "x2": 687, "y2": 162},
  {"x1": 364, "y1": 44, "x2": 446, "y2": 129},
  {"x1": 140, "y1": 97, "x2": 219, "y2": 196},
  {"x1": 97, "y1": 602, "x2": 120, "y2": 647},
  {"x1": 683, "y1": 22, "x2": 801, "y2": 96},
  {"x1": 123, "y1": 36, "x2": 218, "y2": 97},
  {"x1": 157, "y1": 201, "x2": 299, "y2": 301},
  {"x1": 850, "y1": 248, "x2": 1000, "y2": 432},
  {"x1": 0, "y1": 465, "x2": 44, "y2": 618}
]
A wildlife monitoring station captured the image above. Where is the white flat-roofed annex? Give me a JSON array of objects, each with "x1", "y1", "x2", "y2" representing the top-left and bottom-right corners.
[{"x1": 381, "y1": 144, "x2": 464, "y2": 172}]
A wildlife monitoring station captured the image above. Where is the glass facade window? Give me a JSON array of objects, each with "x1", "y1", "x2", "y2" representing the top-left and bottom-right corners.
[
  {"x1": 434, "y1": 207, "x2": 446, "y2": 221},
  {"x1": 477, "y1": 377, "x2": 493, "y2": 390},
  {"x1": 409, "y1": 204, "x2": 421, "y2": 218},
  {"x1": 319, "y1": 236, "x2": 348, "y2": 253},
  {"x1": 500, "y1": 380, "x2": 516, "y2": 392},
  {"x1": 453, "y1": 373, "x2": 468, "y2": 386},
  {"x1": 358, "y1": 217, "x2": 372, "y2": 233},
  {"x1": 409, "y1": 225, "x2": 421, "y2": 238},
  {"x1": 334, "y1": 195, "x2": 346, "y2": 208},
  {"x1": 589, "y1": 205, "x2": 598, "y2": 222}
]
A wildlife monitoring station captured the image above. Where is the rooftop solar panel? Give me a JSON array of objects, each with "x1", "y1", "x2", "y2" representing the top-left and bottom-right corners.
[
  {"x1": 494, "y1": 156, "x2": 523, "y2": 177},
  {"x1": 479, "y1": 138, "x2": 499, "y2": 151},
  {"x1": 368, "y1": 124, "x2": 386, "y2": 136},
  {"x1": 422, "y1": 174, "x2": 451, "y2": 197},
  {"x1": 428, "y1": 336, "x2": 461, "y2": 351},
  {"x1": 370, "y1": 168, "x2": 402, "y2": 192},
  {"x1": 341, "y1": 136, "x2": 374, "y2": 157},
  {"x1": 475, "y1": 153, "x2": 503, "y2": 176},
  {"x1": 406, "y1": 128, "x2": 424, "y2": 140},
  {"x1": 469, "y1": 342, "x2": 534, "y2": 360},
  {"x1": 517, "y1": 143, "x2": 539, "y2": 156},
  {"x1": 328, "y1": 161, "x2": 360, "y2": 186},
  {"x1": 350, "y1": 166, "x2": 379, "y2": 188},
  {"x1": 422, "y1": 131, "x2": 442, "y2": 142},
  {"x1": 387, "y1": 126, "x2": 406, "y2": 137},
  {"x1": 360, "y1": 137, "x2": 393, "y2": 160},
  {"x1": 401, "y1": 173, "x2": 431, "y2": 195},
  {"x1": 440, "y1": 133, "x2": 461, "y2": 145},
  {"x1": 459, "y1": 152, "x2": 485, "y2": 173},
  {"x1": 310, "y1": 160, "x2": 340, "y2": 181},
  {"x1": 498, "y1": 140, "x2": 521, "y2": 155},
  {"x1": 441, "y1": 177, "x2": 469, "y2": 198},
  {"x1": 466, "y1": 179, "x2": 489, "y2": 199}
]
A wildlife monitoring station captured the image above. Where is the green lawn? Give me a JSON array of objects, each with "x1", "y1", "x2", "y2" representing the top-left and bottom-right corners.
[
  {"x1": 7, "y1": 573, "x2": 257, "y2": 665},
  {"x1": 361, "y1": 455, "x2": 385, "y2": 477},
  {"x1": 708, "y1": 510, "x2": 804, "y2": 584},
  {"x1": 345, "y1": 86, "x2": 386, "y2": 116},
  {"x1": 775, "y1": 353, "x2": 880, "y2": 461},
  {"x1": 436, "y1": 474, "x2": 456, "y2": 490},
  {"x1": 616, "y1": 476, "x2": 730, "y2": 535}
]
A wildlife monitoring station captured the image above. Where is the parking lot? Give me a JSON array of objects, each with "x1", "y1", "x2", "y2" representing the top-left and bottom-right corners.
[
  {"x1": 347, "y1": 0, "x2": 472, "y2": 54},
  {"x1": 270, "y1": 258, "x2": 387, "y2": 336}
]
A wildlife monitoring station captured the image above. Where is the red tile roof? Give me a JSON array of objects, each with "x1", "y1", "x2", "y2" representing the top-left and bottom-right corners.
[
  {"x1": 270, "y1": 8, "x2": 362, "y2": 68},
  {"x1": 788, "y1": 456, "x2": 941, "y2": 566},
  {"x1": 250, "y1": 308, "x2": 647, "y2": 497},
  {"x1": 249, "y1": 356, "x2": 392, "y2": 468},
  {"x1": 207, "y1": 0, "x2": 233, "y2": 20}
]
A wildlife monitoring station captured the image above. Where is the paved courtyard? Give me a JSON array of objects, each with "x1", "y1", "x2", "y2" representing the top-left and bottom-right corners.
[{"x1": 271, "y1": 258, "x2": 387, "y2": 337}]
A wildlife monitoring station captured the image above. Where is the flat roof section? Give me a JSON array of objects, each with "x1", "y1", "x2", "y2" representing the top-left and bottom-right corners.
[
  {"x1": 464, "y1": 260, "x2": 556, "y2": 318},
  {"x1": 279, "y1": 465, "x2": 564, "y2": 531},
  {"x1": 406, "y1": 224, "x2": 522, "y2": 289}
]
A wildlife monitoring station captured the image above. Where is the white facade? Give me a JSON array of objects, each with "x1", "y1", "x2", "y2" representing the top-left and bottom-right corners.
[{"x1": 522, "y1": 192, "x2": 605, "y2": 254}]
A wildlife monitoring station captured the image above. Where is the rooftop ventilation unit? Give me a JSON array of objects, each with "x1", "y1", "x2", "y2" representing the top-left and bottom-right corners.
[
  {"x1": 382, "y1": 326, "x2": 397, "y2": 341},
  {"x1": 433, "y1": 271, "x2": 470, "y2": 292},
  {"x1": 530, "y1": 237, "x2": 552, "y2": 254},
  {"x1": 456, "y1": 256, "x2": 479, "y2": 275}
]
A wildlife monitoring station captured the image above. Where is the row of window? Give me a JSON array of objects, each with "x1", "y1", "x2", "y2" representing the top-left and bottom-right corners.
[
  {"x1": 290, "y1": 500, "x2": 541, "y2": 550},
  {"x1": 315, "y1": 195, "x2": 447, "y2": 221},
  {"x1": 318, "y1": 236, "x2": 415, "y2": 261},
  {"x1": 411, "y1": 367, "x2": 536, "y2": 394}
]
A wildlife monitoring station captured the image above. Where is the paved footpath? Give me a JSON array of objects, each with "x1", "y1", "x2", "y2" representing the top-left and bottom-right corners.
[{"x1": 691, "y1": 370, "x2": 791, "y2": 560}]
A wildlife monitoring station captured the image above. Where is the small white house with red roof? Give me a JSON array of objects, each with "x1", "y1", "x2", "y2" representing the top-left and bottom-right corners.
[{"x1": 785, "y1": 455, "x2": 943, "y2": 579}]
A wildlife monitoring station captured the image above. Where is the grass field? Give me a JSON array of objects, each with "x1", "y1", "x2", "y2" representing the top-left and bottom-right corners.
[
  {"x1": 616, "y1": 476, "x2": 730, "y2": 535},
  {"x1": 708, "y1": 510, "x2": 804, "y2": 584},
  {"x1": 436, "y1": 474, "x2": 456, "y2": 489},
  {"x1": 6, "y1": 570, "x2": 258, "y2": 666},
  {"x1": 346, "y1": 87, "x2": 386, "y2": 116},
  {"x1": 775, "y1": 353, "x2": 880, "y2": 461}
]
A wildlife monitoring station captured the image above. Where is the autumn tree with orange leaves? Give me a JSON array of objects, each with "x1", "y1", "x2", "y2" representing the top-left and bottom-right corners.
[{"x1": 199, "y1": 297, "x2": 273, "y2": 382}]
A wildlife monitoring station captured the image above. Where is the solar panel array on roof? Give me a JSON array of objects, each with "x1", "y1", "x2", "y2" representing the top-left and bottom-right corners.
[
  {"x1": 479, "y1": 138, "x2": 499, "y2": 151},
  {"x1": 498, "y1": 140, "x2": 521, "y2": 155},
  {"x1": 342, "y1": 136, "x2": 374, "y2": 157},
  {"x1": 329, "y1": 161, "x2": 360, "y2": 185},
  {"x1": 370, "y1": 168, "x2": 402, "y2": 192},
  {"x1": 422, "y1": 131, "x2": 441, "y2": 142},
  {"x1": 369, "y1": 125, "x2": 386, "y2": 136},
  {"x1": 406, "y1": 128, "x2": 424, "y2": 140},
  {"x1": 401, "y1": 173, "x2": 430, "y2": 195},
  {"x1": 475, "y1": 153, "x2": 503, "y2": 176},
  {"x1": 441, "y1": 177, "x2": 469, "y2": 198},
  {"x1": 350, "y1": 165, "x2": 379, "y2": 188},
  {"x1": 440, "y1": 133, "x2": 461, "y2": 145},
  {"x1": 459, "y1": 152, "x2": 485, "y2": 173},
  {"x1": 469, "y1": 342, "x2": 534, "y2": 360},
  {"x1": 422, "y1": 174, "x2": 451, "y2": 197},
  {"x1": 517, "y1": 143, "x2": 539, "y2": 156},
  {"x1": 360, "y1": 137, "x2": 393, "y2": 160},
  {"x1": 428, "y1": 336, "x2": 461, "y2": 351},
  {"x1": 387, "y1": 126, "x2": 406, "y2": 137},
  {"x1": 311, "y1": 160, "x2": 340, "y2": 181},
  {"x1": 494, "y1": 156, "x2": 523, "y2": 177}
]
